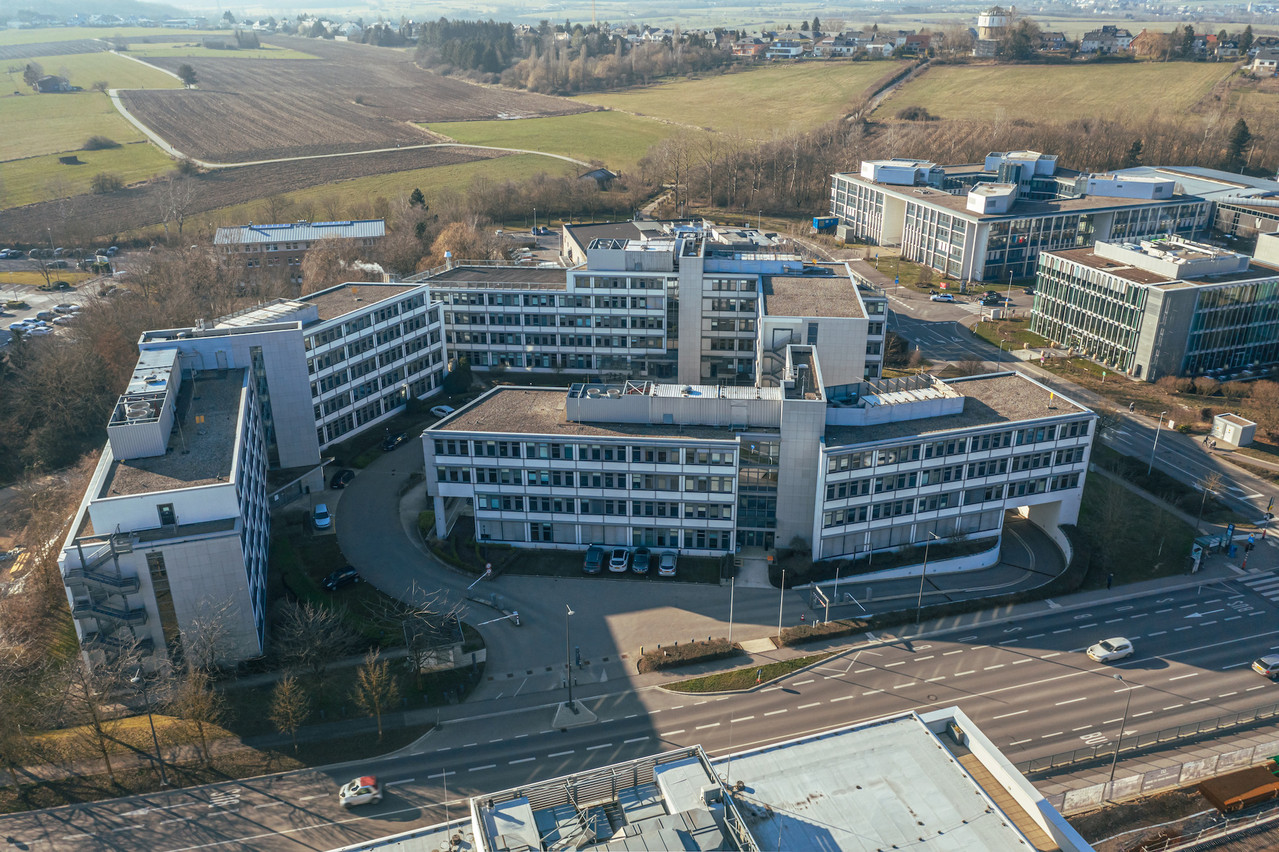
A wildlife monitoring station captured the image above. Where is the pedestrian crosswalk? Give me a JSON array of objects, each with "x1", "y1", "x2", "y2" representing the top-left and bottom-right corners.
[{"x1": 1240, "y1": 571, "x2": 1279, "y2": 604}]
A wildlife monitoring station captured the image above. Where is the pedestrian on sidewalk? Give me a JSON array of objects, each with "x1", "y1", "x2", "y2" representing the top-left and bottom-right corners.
[{"x1": 1106, "y1": 572, "x2": 1114, "y2": 590}]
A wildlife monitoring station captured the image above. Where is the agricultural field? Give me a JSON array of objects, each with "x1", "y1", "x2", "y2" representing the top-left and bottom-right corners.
[
  {"x1": 122, "y1": 36, "x2": 589, "y2": 163},
  {"x1": 575, "y1": 60, "x2": 908, "y2": 136},
  {"x1": 874, "y1": 62, "x2": 1234, "y2": 123},
  {"x1": 427, "y1": 110, "x2": 672, "y2": 172},
  {"x1": 0, "y1": 27, "x2": 224, "y2": 46},
  {"x1": 0, "y1": 91, "x2": 152, "y2": 161},
  {"x1": 1, "y1": 142, "x2": 172, "y2": 208},
  {"x1": 122, "y1": 41, "x2": 316, "y2": 60},
  {"x1": 1, "y1": 50, "x2": 182, "y2": 92}
]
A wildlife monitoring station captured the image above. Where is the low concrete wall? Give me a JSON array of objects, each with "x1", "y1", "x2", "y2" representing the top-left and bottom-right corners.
[{"x1": 807, "y1": 538, "x2": 1002, "y2": 585}]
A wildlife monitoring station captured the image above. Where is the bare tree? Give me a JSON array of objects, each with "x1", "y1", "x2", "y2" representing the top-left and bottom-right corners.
[
  {"x1": 275, "y1": 600, "x2": 359, "y2": 684},
  {"x1": 166, "y1": 669, "x2": 228, "y2": 766},
  {"x1": 269, "y1": 674, "x2": 310, "y2": 753},
  {"x1": 351, "y1": 650, "x2": 399, "y2": 741},
  {"x1": 1195, "y1": 471, "x2": 1226, "y2": 532},
  {"x1": 155, "y1": 174, "x2": 199, "y2": 240},
  {"x1": 955, "y1": 357, "x2": 987, "y2": 377},
  {"x1": 180, "y1": 597, "x2": 237, "y2": 673},
  {"x1": 362, "y1": 583, "x2": 465, "y2": 673},
  {"x1": 56, "y1": 644, "x2": 144, "y2": 784}
]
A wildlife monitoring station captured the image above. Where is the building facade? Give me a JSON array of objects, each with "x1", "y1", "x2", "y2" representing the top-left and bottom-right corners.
[
  {"x1": 831, "y1": 153, "x2": 1213, "y2": 282},
  {"x1": 214, "y1": 219, "x2": 386, "y2": 285},
  {"x1": 1031, "y1": 235, "x2": 1279, "y2": 380},
  {"x1": 59, "y1": 353, "x2": 270, "y2": 666}
]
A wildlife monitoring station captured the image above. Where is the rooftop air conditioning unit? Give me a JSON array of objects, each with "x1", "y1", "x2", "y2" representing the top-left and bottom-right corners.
[{"x1": 606, "y1": 388, "x2": 621, "y2": 398}]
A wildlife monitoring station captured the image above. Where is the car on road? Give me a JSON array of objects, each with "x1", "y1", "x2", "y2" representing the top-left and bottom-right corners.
[
  {"x1": 929, "y1": 293, "x2": 955, "y2": 302},
  {"x1": 329, "y1": 468, "x2": 354, "y2": 489},
  {"x1": 658, "y1": 551, "x2": 678, "y2": 577},
  {"x1": 323, "y1": 565, "x2": 361, "y2": 591},
  {"x1": 583, "y1": 544, "x2": 605, "y2": 574},
  {"x1": 338, "y1": 776, "x2": 382, "y2": 807},
  {"x1": 632, "y1": 546, "x2": 651, "y2": 574},
  {"x1": 1087, "y1": 637, "x2": 1134, "y2": 663},
  {"x1": 608, "y1": 548, "x2": 630, "y2": 573},
  {"x1": 1252, "y1": 655, "x2": 1279, "y2": 679},
  {"x1": 381, "y1": 432, "x2": 407, "y2": 451},
  {"x1": 429, "y1": 405, "x2": 455, "y2": 418},
  {"x1": 312, "y1": 503, "x2": 332, "y2": 530}
]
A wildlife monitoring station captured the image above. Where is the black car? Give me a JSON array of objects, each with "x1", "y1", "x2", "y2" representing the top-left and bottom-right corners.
[
  {"x1": 381, "y1": 432, "x2": 407, "y2": 451},
  {"x1": 330, "y1": 468, "x2": 355, "y2": 489},
  {"x1": 323, "y1": 566, "x2": 361, "y2": 591}
]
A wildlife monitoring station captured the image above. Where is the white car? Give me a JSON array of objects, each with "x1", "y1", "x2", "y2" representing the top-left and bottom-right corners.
[
  {"x1": 7, "y1": 322, "x2": 32, "y2": 332},
  {"x1": 53, "y1": 303, "x2": 80, "y2": 313},
  {"x1": 312, "y1": 503, "x2": 332, "y2": 530},
  {"x1": 930, "y1": 293, "x2": 955, "y2": 302},
  {"x1": 338, "y1": 776, "x2": 382, "y2": 807},
  {"x1": 1087, "y1": 637, "x2": 1134, "y2": 663},
  {"x1": 430, "y1": 405, "x2": 455, "y2": 418}
]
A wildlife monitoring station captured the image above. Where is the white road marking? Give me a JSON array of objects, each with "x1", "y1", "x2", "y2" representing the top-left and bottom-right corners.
[
  {"x1": 300, "y1": 794, "x2": 327, "y2": 801},
  {"x1": 1149, "y1": 631, "x2": 1168, "y2": 636},
  {"x1": 385, "y1": 778, "x2": 415, "y2": 787},
  {"x1": 830, "y1": 695, "x2": 853, "y2": 702},
  {"x1": 587, "y1": 742, "x2": 615, "y2": 749},
  {"x1": 1131, "y1": 711, "x2": 1153, "y2": 718},
  {"x1": 985, "y1": 664, "x2": 1005, "y2": 670},
  {"x1": 793, "y1": 679, "x2": 814, "y2": 685},
  {"x1": 548, "y1": 750, "x2": 575, "y2": 757},
  {"x1": 942, "y1": 650, "x2": 964, "y2": 656},
  {"x1": 1055, "y1": 697, "x2": 1087, "y2": 706},
  {"x1": 764, "y1": 709, "x2": 789, "y2": 715},
  {"x1": 1041, "y1": 653, "x2": 1061, "y2": 659},
  {"x1": 509, "y1": 757, "x2": 535, "y2": 764},
  {"x1": 1009, "y1": 738, "x2": 1032, "y2": 746},
  {"x1": 1012, "y1": 659, "x2": 1031, "y2": 665},
  {"x1": 1168, "y1": 673, "x2": 1199, "y2": 681},
  {"x1": 624, "y1": 736, "x2": 650, "y2": 744},
  {"x1": 926, "y1": 676, "x2": 946, "y2": 682},
  {"x1": 955, "y1": 670, "x2": 975, "y2": 676},
  {"x1": 1164, "y1": 704, "x2": 1184, "y2": 710},
  {"x1": 253, "y1": 802, "x2": 287, "y2": 809},
  {"x1": 915, "y1": 655, "x2": 934, "y2": 661},
  {"x1": 659, "y1": 731, "x2": 684, "y2": 737},
  {"x1": 470, "y1": 764, "x2": 497, "y2": 772},
  {"x1": 732, "y1": 716, "x2": 755, "y2": 723},
  {"x1": 1041, "y1": 732, "x2": 1064, "y2": 738},
  {"x1": 798, "y1": 702, "x2": 821, "y2": 709},
  {"x1": 862, "y1": 690, "x2": 883, "y2": 696},
  {"x1": 1219, "y1": 691, "x2": 1238, "y2": 697},
  {"x1": 992, "y1": 710, "x2": 1028, "y2": 719},
  {"x1": 884, "y1": 661, "x2": 905, "y2": 667},
  {"x1": 695, "y1": 723, "x2": 720, "y2": 730}
]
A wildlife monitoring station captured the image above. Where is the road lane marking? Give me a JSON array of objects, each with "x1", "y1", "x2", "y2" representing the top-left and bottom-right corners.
[
  {"x1": 300, "y1": 794, "x2": 327, "y2": 801},
  {"x1": 1055, "y1": 697, "x2": 1087, "y2": 706},
  {"x1": 587, "y1": 743, "x2": 615, "y2": 749},
  {"x1": 1131, "y1": 711, "x2": 1153, "y2": 718},
  {"x1": 798, "y1": 702, "x2": 821, "y2": 709},
  {"x1": 695, "y1": 723, "x2": 720, "y2": 730},
  {"x1": 1220, "y1": 692, "x2": 1238, "y2": 697},
  {"x1": 1164, "y1": 704, "x2": 1184, "y2": 710},
  {"x1": 884, "y1": 661, "x2": 905, "y2": 667},
  {"x1": 1041, "y1": 732, "x2": 1064, "y2": 738},
  {"x1": 862, "y1": 690, "x2": 883, "y2": 696},
  {"x1": 624, "y1": 736, "x2": 650, "y2": 744},
  {"x1": 469, "y1": 764, "x2": 497, "y2": 771},
  {"x1": 830, "y1": 695, "x2": 852, "y2": 702},
  {"x1": 1072, "y1": 725, "x2": 1093, "y2": 731},
  {"x1": 384, "y1": 778, "x2": 415, "y2": 787},
  {"x1": 915, "y1": 655, "x2": 934, "y2": 661},
  {"x1": 985, "y1": 664, "x2": 1005, "y2": 670},
  {"x1": 1009, "y1": 738, "x2": 1032, "y2": 746},
  {"x1": 925, "y1": 676, "x2": 946, "y2": 682},
  {"x1": 955, "y1": 671, "x2": 975, "y2": 676},
  {"x1": 764, "y1": 709, "x2": 789, "y2": 715},
  {"x1": 1105, "y1": 618, "x2": 1123, "y2": 624},
  {"x1": 509, "y1": 757, "x2": 535, "y2": 764},
  {"x1": 1149, "y1": 631, "x2": 1168, "y2": 636},
  {"x1": 659, "y1": 730, "x2": 684, "y2": 737},
  {"x1": 1169, "y1": 673, "x2": 1200, "y2": 680},
  {"x1": 253, "y1": 802, "x2": 287, "y2": 809},
  {"x1": 732, "y1": 717, "x2": 755, "y2": 723},
  {"x1": 548, "y1": 750, "x2": 575, "y2": 757},
  {"x1": 992, "y1": 710, "x2": 1028, "y2": 719},
  {"x1": 793, "y1": 679, "x2": 814, "y2": 685},
  {"x1": 1012, "y1": 659, "x2": 1031, "y2": 665},
  {"x1": 1041, "y1": 652, "x2": 1062, "y2": 658},
  {"x1": 1051, "y1": 629, "x2": 1071, "y2": 634},
  {"x1": 942, "y1": 650, "x2": 964, "y2": 656}
]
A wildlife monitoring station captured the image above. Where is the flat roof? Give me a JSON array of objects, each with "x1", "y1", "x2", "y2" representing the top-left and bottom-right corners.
[
  {"x1": 825, "y1": 372, "x2": 1087, "y2": 446},
  {"x1": 763, "y1": 275, "x2": 864, "y2": 318},
  {"x1": 302, "y1": 283, "x2": 418, "y2": 322},
  {"x1": 213, "y1": 219, "x2": 385, "y2": 245},
  {"x1": 1050, "y1": 246, "x2": 1279, "y2": 287},
  {"x1": 426, "y1": 265, "x2": 569, "y2": 289},
  {"x1": 435, "y1": 388, "x2": 741, "y2": 441},
  {"x1": 100, "y1": 369, "x2": 245, "y2": 498},
  {"x1": 725, "y1": 714, "x2": 1037, "y2": 851}
]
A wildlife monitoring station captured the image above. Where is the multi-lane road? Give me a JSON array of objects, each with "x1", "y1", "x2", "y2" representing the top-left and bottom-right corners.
[{"x1": 4, "y1": 572, "x2": 1278, "y2": 851}]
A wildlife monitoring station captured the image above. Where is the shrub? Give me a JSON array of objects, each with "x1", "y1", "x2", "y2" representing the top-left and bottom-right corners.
[
  {"x1": 896, "y1": 105, "x2": 936, "y2": 121},
  {"x1": 1200, "y1": 407, "x2": 1215, "y2": 422},
  {"x1": 778, "y1": 618, "x2": 871, "y2": 647},
  {"x1": 83, "y1": 135, "x2": 120, "y2": 150},
  {"x1": 354, "y1": 94, "x2": 365, "y2": 105},
  {"x1": 1173, "y1": 377, "x2": 1195, "y2": 394},
  {"x1": 636, "y1": 638, "x2": 741, "y2": 673},
  {"x1": 1155, "y1": 376, "x2": 1179, "y2": 393},
  {"x1": 1221, "y1": 381, "x2": 1249, "y2": 400},
  {"x1": 1176, "y1": 423, "x2": 1194, "y2": 434},
  {"x1": 90, "y1": 172, "x2": 123, "y2": 194},
  {"x1": 417, "y1": 510, "x2": 435, "y2": 538},
  {"x1": 1194, "y1": 377, "x2": 1219, "y2": 397}
]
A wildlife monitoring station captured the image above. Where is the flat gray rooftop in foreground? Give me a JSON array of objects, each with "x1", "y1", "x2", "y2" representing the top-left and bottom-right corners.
[{"x1": 722, "y1": 714, "x2": 1034, "y2": 851}]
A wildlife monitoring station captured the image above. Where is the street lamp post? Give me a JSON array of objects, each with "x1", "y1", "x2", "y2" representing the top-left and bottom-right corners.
[
  {"x1": 564, "y1": 604, "x2": 576, "y2": 712},
  {"x1": 1108, "y1": 674, "x2": 1134, "y2": 799},
  {"x1": 1196, "y1": 482, "x2": 1215, "y2": 534},
  {"x1": 777, "y1": 568, "x2": 786, "y2": 643},
  {"x1": 131, "y1": 670, "x2": 168, "y2": 786},
  {"x1": 915, "y1": 532, "x2": 941, "y2": 625},
  {"x1": 1147, "y1": 410, "x2": 1168, "y2": 476},
  {"x1": 533, "y1": 207, "x2": 537, "y2": 234}
]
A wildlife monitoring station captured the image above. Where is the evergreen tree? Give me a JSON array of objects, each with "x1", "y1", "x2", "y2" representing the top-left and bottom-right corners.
[
  {"x1": 811, "y1": 16, "x2": 821, "y2": 33},
  {"x1": 1240, "y1": 25, "x2": 1253, "y2": 54},
  {"x1": 409, "y1": 188, "x2": 426, "y2": 208},
  {"x1": 1123, "y1": 139, "x2": 1143, "y2": 168},
  {"x1": 1224, "y1": 119, "x2": 1252, "y2": 172}
]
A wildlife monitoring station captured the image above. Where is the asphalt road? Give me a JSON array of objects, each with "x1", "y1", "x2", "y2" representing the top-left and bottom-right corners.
[{"x1": 4, "y1": 573, "x2": 1278, "y2": 851}]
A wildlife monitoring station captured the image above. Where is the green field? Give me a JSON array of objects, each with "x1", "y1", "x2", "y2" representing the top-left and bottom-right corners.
[
  {"x1": 875, "y1": 62, "x2": 1233, "y2": 123},
  {"x1": 1, "y1": 50, "x2": 182, "y2": 92},
  {"x1": 0, "y1": 92, "x2": 152, "y2": 161},
  {"x1": 2, "y1": 142, "x2": 173, "y2": 208},
  {"x1": 124, "y1": 41, "x2": 316, "y2": 60},
  {"x1": 575, "y1": 61, "x2": 909, "y2": 136},
  {"x1": 137, "y1": 154, "x2": 580, "y2": 240},
  {"x1": 428, "y1": 111, "x2": 674, "y2": 172},
  {"x1": 0, "y1": 27, "x2": 224, "y2": 46}
]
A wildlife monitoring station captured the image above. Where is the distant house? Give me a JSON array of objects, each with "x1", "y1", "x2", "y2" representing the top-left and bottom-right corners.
[
  {"x1": 765, "y1": 38, "x2": 809, "y2": 59},
  {"x1": 1079, "y1": 25, "x2": 1133, "y2": 54},
  {"x1": 1252, "y1": 48, "x2": 1279, "y2": 76},
  {"x1": 1039, "y1": 31, "x2": 1068, "y2": 52},
  {"x1": 579, "y1": 167, "x2": 617, "y2": 189},
  {"x1": 731, "y1": 38, "x2": 767, "y2": 58},
  {"x1": 901, "y1": 33, "x2": 931, "y2": 55},
  {"x1": 34, "y1": 74, "x2": 71, "y2": 93},
  {"x1": 214, "y1": 219, "x2": 386, "y2": 285}
]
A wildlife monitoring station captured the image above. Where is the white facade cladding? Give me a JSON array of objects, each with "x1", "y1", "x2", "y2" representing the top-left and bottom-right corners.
[
  {"x1": 830, "y1": 156, "x2": 1214, "y2": 282},
  {"x1": 60, "y1": 366, "x2": 270, "y2": 667},
  {"x1": 418, "y1": 220, "x2": 886, "y2": 388},
  {"x1": 423, "y1": 357, "x2": 1094, "y2": 561},
  {"x1": 1032, "y1": 236, "x2": 1279, "y2": 381}
]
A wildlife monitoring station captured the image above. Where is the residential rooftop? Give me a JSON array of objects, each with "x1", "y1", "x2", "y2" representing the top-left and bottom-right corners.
[
  {"x1": 825, "y1": 372, "x2": 1088, "y2": 446},
  {"x1": 99, "y1": 369, "x2": 246, "y2": 498},
  {"x1": 762, "y1": 274, "x2": 863, "y2": 318},
  {"x1": 213, "y1": 218, "x2": 385, "y2": 245},
  {"x1": 426, "y1": 265, "x2": 570, "y2": 290}
]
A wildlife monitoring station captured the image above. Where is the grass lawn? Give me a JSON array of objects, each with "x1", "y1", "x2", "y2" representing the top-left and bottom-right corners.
[
  {"x1": 667, "y1": 653, "x2": 833, "y2": 693},
  {"x1": 869, "y1": 255, "x2": 942, "y2": 291},
  {"x1": 1, "y1": 51, "x2": 182, "y2": 93},
  {"x1": 0, "y1": 92, "x2": 150, "y2": 161},
  {"x1": 875, "y1": 62, "x2": 1232, "y2": 123},
  {"x1": 575, "y1": 61, "x2": 908, "y2": 136},
  {"x1": 1077, "y1": 468, "x2": 1198, "y2": 590},
  {"x1": 972, "y1": 318, "x2": 1051, "y2": 351},
  {"x1": 3, "y1": 142, "x2": 173, "y2": 207},
  {"x1": 428, "y1": 110, "x2": 674, "y2": 172},
  {"x1": 0, "y1": 270, "x2": 94, "y2": 288},
  {"x1": 124, "y1": 41, "x2": 317, "y2": 60}
]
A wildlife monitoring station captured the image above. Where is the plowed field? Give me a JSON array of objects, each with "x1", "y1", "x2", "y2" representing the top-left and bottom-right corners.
[{"x1": 123, "y1": 36, "x2": 590, "y2": 163}]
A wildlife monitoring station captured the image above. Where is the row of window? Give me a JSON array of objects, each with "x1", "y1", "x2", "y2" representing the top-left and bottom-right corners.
[
  {"x1": 821, "y1": 472, "x2": 1081, "y2": 529},
  {"x1": 825, "y1": 421, "x2": 1090, "y2": 473},
  {"x1": 447, "y1": 466, "x2": 735, "y2": 493},
  {"x1": 447, "y1": 332, "x2": 665, "y2": 350},
  {"x1": 435, "y1": 440, "x2": 734, "y2": 465},
  {"x1": 476, "y1": 495, "x2": 735, "y2": 518}
]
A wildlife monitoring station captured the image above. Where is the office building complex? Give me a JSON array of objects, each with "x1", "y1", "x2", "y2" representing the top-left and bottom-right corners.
[
  {"x1": 830, "y1": 152, "x2": 1213, "y2": 282},
  {"x1": 424, "y1": 351, "x2": 1094, "y2": 558},
  {"x1": 59, "y1": 351, "x2": 271, "y2": 665},
  {"x1": 1032, "y1": 234, "x2": 1279, "y2": 381},
  {"x1": 419, "y1": 220, "x2": 887, "y2": 387},
  {"x1": 214, "y1": 219, "x2": 386, "y2": 285}
]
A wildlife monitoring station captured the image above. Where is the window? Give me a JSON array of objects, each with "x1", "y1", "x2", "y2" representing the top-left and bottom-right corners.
[
  {"x1": 157, "y1": 503, "x2": 176, "y2": 526},
  {"x1": 806, "y1": 322, "x2": 819, "y2": 345}
]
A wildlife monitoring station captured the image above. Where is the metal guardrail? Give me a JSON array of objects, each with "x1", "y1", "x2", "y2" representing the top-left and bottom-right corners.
[
  {"x1": 1018, "y1": 701, "x2": 1279, "y2": 775},
  {"x1": 1095, "y1": 800, "x2": 1279, "y2": 852}
]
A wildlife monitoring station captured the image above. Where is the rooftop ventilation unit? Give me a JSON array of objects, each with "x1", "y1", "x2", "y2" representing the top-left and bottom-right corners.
[
  {"x1": 605, "y1": 388, "x2": 621, "y2": 398},
  {"x1": 125, "y1": 401, "x2": 151, "y2": 420}
]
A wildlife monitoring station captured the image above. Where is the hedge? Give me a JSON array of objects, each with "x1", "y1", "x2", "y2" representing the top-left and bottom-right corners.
[{"x1": 636, "y1": 638, "x2": 743, "y2": 673}]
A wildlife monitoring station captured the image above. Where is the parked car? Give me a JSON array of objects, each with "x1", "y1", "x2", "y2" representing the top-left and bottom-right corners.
[
  {"x1": 338, "y1": 776, "x2": 382, "y2": 808},
  {"x1": 52, "y1": 316, "x2": 75, "y2": 326},
  {"x1": 658, "y1": 551, "x2": 678, "y2": 577},
  {"x1": 323, "y1": 565, "x2": 361, "y2": 591},
  {"x1": 1252, "y1": 655, "x2": 1279, "y2": 679},
  {"x1": 329, "y1": 468, "x2": 354, "y2": 489},
  {"x1": 48, "y1": 260, "x2": 69, "y2": 269},
  {"x1": 583, "y1": 544, "x2": 605, "y2": 574},
  {"x1": 106, "y1": 245, "x2": 119, "y2": 256},
  {"x1": 0, "y1": 249, "x2": 12, "y2": 259},
  {"x1": 632, "y1": 546, "x2": 652, "y2": 574},
  {"x1": 7, "y1": 321, "x2": 32, "y2": 332},
  {"x1": 381, "y1": 432, "x2": 407, "y2": 451},
  {"x1": 608, "y1": 548, "x2": 630, "y2": 573},
  {"x1": 1087, "y1": 637, "x2": 1134, "y2": 663},
  {"x1": 53, "y1": 303, "x2": 80, "y2": 313},
  {"x1": 24, "y1": 327, "x2": 52, "y2": 336},
  {"x1": 929, "y1": 293, "x2": 955, "y2": 302},
  {"x1": 312, "y1": 503, "x2": 332, "y2": 530},
  {"x1": 35, "y1": 311, "x2": 55, "y2": 321},
  {"x1": 429, "y1": 405, "x2": 455, "y2": 418}
]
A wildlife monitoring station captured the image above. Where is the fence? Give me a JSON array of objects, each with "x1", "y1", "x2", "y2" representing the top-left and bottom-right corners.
[
  {"x1": 1090, "y1": 800, "x2": 1279, "y2": 852},
  {"x1": 1020, "y1": 701, "x2": 1279, "y2": 775}
]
